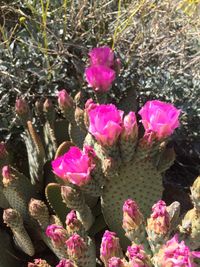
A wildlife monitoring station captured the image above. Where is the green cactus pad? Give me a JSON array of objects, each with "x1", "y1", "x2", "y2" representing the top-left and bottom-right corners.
[
  {"x1": 101, "y1": 158, "x2": 163, "y2": 247},
  {"x1": 45, "y1": 183, "x2": 69, "y2": 225}
]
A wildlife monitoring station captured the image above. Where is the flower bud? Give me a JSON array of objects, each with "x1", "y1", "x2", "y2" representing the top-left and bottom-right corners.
[
  {"x1": 155, "y1": 235, "x2": 200, "y2": 267},
  {"x1": 147, "y1": 200, "x2": 170, "y2": 235},
  {"x1": 56, "y1": 259, "x2": 76, "y2": 267},
  {"x1": 108, "y1": 257, "x2": 126, "y2": 267},
  {"x1": 58, "y1": 90, "x2": 73, "y2": 110},
  {"x1": 121, "y1": 112, "x2": 138, "y2": 141},
  {"x1": 122, "y1": 199, "x2": 143, "y2": 231},
  {"x1": 29, "y1": 198, "x2": 49, "y2": 228},
  {"x1": 100, "y1": 230, "x2": 123, "y2": 266},
  {"x1": 65, "y1": 233, "x2": 86, "y2": 258},
  {"x1": 46, "y1": 224, "x2": 67, "y2": 246},
  {"x1": 28, "y1": 259, "x2": 51, "y2": 267},
  {"x1": 15, "y1": 98, "x2": 29, "y2": 115},
  {"x1": 127, "y1": 244, "x2": 152, "y2": 267}
]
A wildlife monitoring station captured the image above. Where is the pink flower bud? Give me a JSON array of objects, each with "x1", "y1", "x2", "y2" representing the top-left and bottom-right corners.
[
  {"x1": 56, "y1": 259, "x2": 76, "y2": 267},
  {"x1": 66, "y1": 210, "x2": 77, "y2": 225},
  {"x1": 108, "y1": 257, "x2": 124, "y2": 267},
  {"x1": 121, "y1": 112, "x2": 138, "y2": 141},
  {"x1": 28, "y1": 259, "x2": 51, "y2": 267},
  {"x1": 58, "y1": 90, "x2": 73, "y2": 109},
  {"x1": 85, "y1": 99, "x2": 97, "y2": 111},
  {"x1": 122, "y1": 199, "x2": 143, "y2": 231},
  {"x1": 156, "y1": 235, "x2": 200, "y2": 267},
  {"x1": 127, "y1": 244, "x2": 151, "y2": 267},
  {"x1": 15, "y1": 98, "x2": 29, "y2": 115},
  {"x1": 100, "y1": 231, "x2": 122, "y2": 266},
  {"x1": 89, "y1": 46, "x2": 114, "y2": 67},
  {"x1": 46, "y1": 225, "x2": 67, "y2": 245},
  {"x1": 88, "y1": 104, "x2": 123, "y2": 146},
  {"x1": 2, "y1": 165, "x2": 11, "y2": 180},
  {"x1": 65, "y1": 233, "x2": 86, "y2": 258},
  {"x1": 147, "y1": 200, "x2": 170, "y2": 235},
  {"x1": 139, "y1": 100, "x2": 181, "y2": 142},
  {"x1": 52, "y1": 146, "x2": 95, "y2": 186},
  {"x1": 85, "y1": 65, "x2": 116, "y2": 93}
]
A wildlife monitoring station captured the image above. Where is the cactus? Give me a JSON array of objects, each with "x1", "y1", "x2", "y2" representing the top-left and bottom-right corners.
[{"x1": 0, "y1": 46, "x2": 199, "y2": 266}]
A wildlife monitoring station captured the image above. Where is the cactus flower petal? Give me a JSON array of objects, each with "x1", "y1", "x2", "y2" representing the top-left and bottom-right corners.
[
  {"x1": 85, "y1": 65, "x2": 116, "y2": 92},
  {"x1": 139, "y1": 100, "x2": 181, "y2": 141},
  {"x1": 88, "y1": 104, "x2": 123, "y2": 146},
  {"x1": 52, "y1": 146, "x2": 95, "y2": 186},
  {"x1": 89, "y1": 46, "x2": 114, "y2": 67}
]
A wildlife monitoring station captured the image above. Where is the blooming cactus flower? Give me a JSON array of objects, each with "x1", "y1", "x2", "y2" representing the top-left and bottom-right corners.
[
  {"x1": 127, "y1": 244, "x2": 152, "y2": 267},
  {"x1": 122, "y1": 199, "x2": 144, "y2": 231},
  {"x1": 139, "y1": 100, "x2": 181, "y2": 141},
  {"x1": 85, "y1": 65, "x2": 115, "y2": 92},
  {"x1": 58, "y1": 89, "x2": 73, "y2": 109},
  {"x1": 89, "y1": 46, "x2": 115, "y2": 67},
  {"x1": 88, "y1": 104, "x2": 123, "y2": 146},
  {"x1": 45, "y1": 225, "x2": 67, "y2": 245},
  {"x1": 100, "y1": 230, "x2": 123, "y2": 266},
  {"x1": 51, "y1": 146, "x2": 95, "y2": 186},
  {"x1": 56, "y1": 259, "x2": 76, "y2": 267},
  {"x1": 156, "y1": 234, "x2": 200, "y2": 267},
  {"x1": 121, "y1": 112, "x2": 138, "y2": 141},
  {"x1": 147, "y1": 200, "x2": 170, "y2": 235},
  {"x1": 65, "y1": 233, "x2": 86, "y2": 258}
]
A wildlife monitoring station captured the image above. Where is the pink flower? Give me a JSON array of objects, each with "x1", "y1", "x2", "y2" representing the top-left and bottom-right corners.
[
  {"x1": 108, "y1": 257, "x2": 124, "y2": 267},
  {"x1": 127, "y1": 244, "x2": 152, "y2": 267},
  {"x1": 100, "y1": 231, "x2": 122, "y2": 265},
  {"x1": 65, "y1": 233, "x2": 86, "y2": 258},
  {"x1": 58, "y1": 89, "x2": 73, "y2": 109},
  {"x1": 56, "y1": 259, "x2": 75, "y2": 267},
  {"x1": 88, "y1": 104, "x2": 123, "y2": 146},
  {"x1": 121, "y1": 112, "x2": 138, "y2": 141},
  {"x1": 51, "y1": 146, "x2": 95, "y2": 186},
  {"x1": 85, "y1": 65, "x2": 115, "y2": 92},
  {"x1": 122, "y1": 199, "x2": 143, "y2": 231},
  {"x1": 156, "y1": 235, "x2": 200, "y2": 267},
  {"x1": 85, "y1": 98, "x2": 97, "y2": 111},
  {"x1": 89, "y1": 46, "x2": 114, "y2": 67},
  {"x1": 28, "y1": 259, "x2": 50, "y2": 267},
  {"x1": 147, "y1": 200, "x2": 170, "y2": 235},
  {"x1": 139, "y1": 100, "x2": 181, "y2": 141}
]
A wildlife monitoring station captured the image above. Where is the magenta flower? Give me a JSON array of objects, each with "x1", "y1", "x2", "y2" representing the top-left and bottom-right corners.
[
  {"x1": 65, "y1": 233, "x2": 86, "y2": 258},
  {"x1": 139, "y1": 100, "x2": 181, "y2": 141},
  {"x1": 156, "y1": 235, "x2": 200, "y2": 267},
  {"x1": 147, "y1": 200, "x2": 170, "y2": 235},
  {"x1": 127, "y1": 244, "x2": 152, "y2": 266},
  {"x1": 122, "y1": 199, "x2": 143, "y2": 231},
  {"x1": 58, "y1": 89, "x2": 73, "y2": 109},
  {"x1": 89, "y1": 46, "x2": 114, "y2": 67},
  {"x1": 56, "y1": 259, "x2": 76, "y2": 267},
  {"x1": 85, "y1": 65, "x2": 115, "y2": 92},
  {"x1": 100, "y1": 230, "x2": 122, "y2": 265},
  {"x1": 108, "y1": 257, "x2": 124, "y2": 267},
  {"x1": 51, "y1": 146, "x2": 95, "y2": 186},
  {"x1": 88, "y1": 104, "x2": 123, "y2": 146},
  {"x1": 121, "y1": 112, "x2": 138, "y2": 141},
  {"x1": 46, "y1": 225, "x2": 67, "y2": 245},
  {"x1": 28, "y1": 259, "x2": 50, "y2": 267}
]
